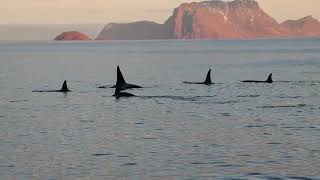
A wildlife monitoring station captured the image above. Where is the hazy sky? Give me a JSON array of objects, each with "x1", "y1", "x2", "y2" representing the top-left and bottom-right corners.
[{"x1": 0, "y1": 0, "x2": 319, "y2": 24}]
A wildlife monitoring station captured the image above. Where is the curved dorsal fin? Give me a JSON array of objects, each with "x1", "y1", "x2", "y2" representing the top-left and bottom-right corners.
[
  {"x1": 266, "y1": 73, "x2": 273, "y2": 83},
  {"x1": 204, "y1": 69, "x2": 212, "y2": 84},
  {"x1": 61, "y1": 80, "x2": 69, "y2": 92},
  {"x1": 116, "y1": 66, "x2": 126, "y2": 86}
]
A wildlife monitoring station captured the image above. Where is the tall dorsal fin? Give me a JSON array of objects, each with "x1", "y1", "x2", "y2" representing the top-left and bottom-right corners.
[
  {"x1": 266, "y1": 73, "x2": 273, "y2": 83},
  {"x1": 116, "y1": 66, "x2": 126, "y2": 86},
  {"x1": 114, "y1": 84, "x2": 126, "y2": 98},
  {"x1": 61, "y1": 80, "x2": 69, "y2": 92},
  {"x1": 204, "y1": 69, "x2": 212, "y2": 84},
  {"x1": 114, "y1": 85, "x2": 121, "y2": 96}
]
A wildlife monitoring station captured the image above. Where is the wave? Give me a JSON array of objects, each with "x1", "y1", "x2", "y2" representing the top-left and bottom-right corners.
[{"x1": 257, "y1": 104, "x2": 306, "y2": 109}]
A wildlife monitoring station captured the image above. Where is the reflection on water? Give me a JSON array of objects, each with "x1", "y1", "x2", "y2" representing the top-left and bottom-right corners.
[{"x1": 0, "y1": 39, "x2": 320, "y2": 179}]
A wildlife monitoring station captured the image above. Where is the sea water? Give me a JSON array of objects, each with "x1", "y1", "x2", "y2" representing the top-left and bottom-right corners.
[{"x1": 0, "y1": 39, "x2": 319, "y2": 179}]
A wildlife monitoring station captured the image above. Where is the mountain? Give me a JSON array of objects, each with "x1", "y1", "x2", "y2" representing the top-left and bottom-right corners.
[
  {"x1": 96, "y1": 21, "x2": 172, "y2": 40},
  {"x1": 281, "y1": 16, "x2": 320, "y2": 37},
  {"x1": 77, "y1": 0, "x2": 320, "y2": 40},
  {"x1": 164, "y1": 0, "x2": 290, "y2": 39},
  {"x1": 54, "y1": 31, "x2": 91, "y2": 41},
  {"x1": 0, "y1": 24, "x2": 103, "y2": 41}
]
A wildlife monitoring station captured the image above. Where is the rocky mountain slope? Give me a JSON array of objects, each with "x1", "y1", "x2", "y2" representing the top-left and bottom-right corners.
[
  {"x1": 96, "y1": 21, "x2": 172, "y2": 40},
  {"x1": 63, "y1": 0, "x2": 320, "y2": 40},
  {"x1": 163, "y1": 0, "x2": 290, "y2": 39},
  {"x1": 281, "y1": 16, "x2": 320, "y2": 37}
]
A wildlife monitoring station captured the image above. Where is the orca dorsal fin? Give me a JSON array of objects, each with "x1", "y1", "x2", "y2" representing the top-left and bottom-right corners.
[
  {"x1": 114, "y1": 84, "x2": 123, "y2": 98},
  {"x1": 61, "y1": 80, "x2": 70, "y2": 92},
  {"x1": 116, "y1": 66, "x2": 126, "y2": 86},
  {"x1": 204, "y1": 69, "x2": 212, "y2": 84},
  {"x1": 114, "y1": 85, "x2": 120, "y2": 96},
  {"x1": 266, "y1": 73, "x2": 273, "y2": 83}
]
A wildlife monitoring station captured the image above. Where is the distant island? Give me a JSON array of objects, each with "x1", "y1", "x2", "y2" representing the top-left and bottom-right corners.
[
  {"x1": 54, "y1": 31, "x2": 91, "y2": 41},
  {"x1": 55, "y1": 0, "x2": 320, "y2": 41}
]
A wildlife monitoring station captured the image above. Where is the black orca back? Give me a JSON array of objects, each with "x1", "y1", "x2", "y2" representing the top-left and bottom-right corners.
[
  {"x1": 266, "y1": 73, "x2": 273, "y2": 83},
  {"x1": 204, "y1": 69, "x2": 212, "y2": 84},
  {"x1": 113, "y1": 84, "x2": 135, "y2": 98},
  {"x1": 60, "y1": 80, "x2": 70, "y2": 92}
]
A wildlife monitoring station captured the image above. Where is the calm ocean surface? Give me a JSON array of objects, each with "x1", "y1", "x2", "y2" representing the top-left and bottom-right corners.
[{"x1": 0, "y1": 39, "x2": 320, "y2": 179}]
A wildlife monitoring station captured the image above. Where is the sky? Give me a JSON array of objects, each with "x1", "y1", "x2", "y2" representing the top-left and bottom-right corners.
[{"x1": 0, "y1": 0, "x2": 319, "y2": 24}]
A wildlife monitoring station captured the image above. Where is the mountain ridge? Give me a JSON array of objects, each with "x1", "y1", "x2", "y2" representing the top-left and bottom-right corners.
[{"x1": 55, "y1": 0, "x2": 320, "y2": 40}]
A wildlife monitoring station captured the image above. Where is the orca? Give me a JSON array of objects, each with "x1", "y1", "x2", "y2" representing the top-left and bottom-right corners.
[
  {"x1": 32, "y1": 80, "x2": 71, "y2": 93},
  {"x1": 242, "y1": 73, "x2": 273, "y2": 83},
  {"x1": 183, "y1": 69, "x2": 213, "y2": 85},
  {"x1": 112, "y1": 84, "x2": 135, "y2": 99},
  {"x1": 99, "y1": 66, "x2": 142, "y2": 90}
]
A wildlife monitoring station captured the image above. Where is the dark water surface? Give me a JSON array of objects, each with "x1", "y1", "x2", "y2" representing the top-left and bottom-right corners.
[{"x1": 0, "y1": 39, "x2": 320, "y2": 179}]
